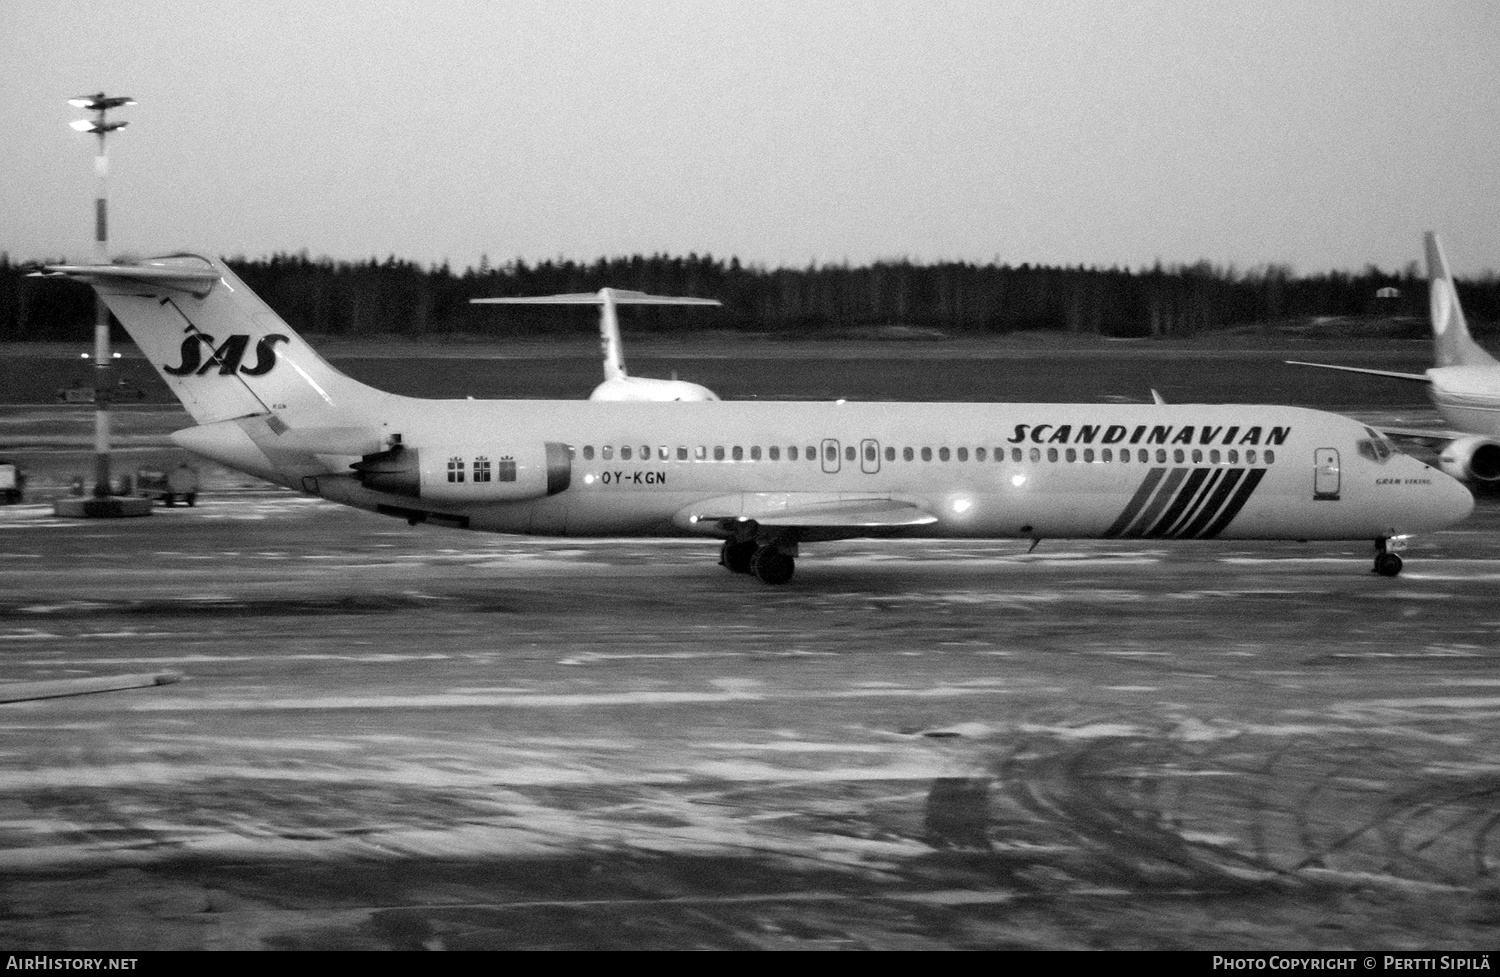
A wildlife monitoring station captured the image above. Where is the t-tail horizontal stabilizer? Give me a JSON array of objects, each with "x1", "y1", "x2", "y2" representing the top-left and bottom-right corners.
[{"x1": 472, "y1": 288, "x2": 722, "y2": 401}]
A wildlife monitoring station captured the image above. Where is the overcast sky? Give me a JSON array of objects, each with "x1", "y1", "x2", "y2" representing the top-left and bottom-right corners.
[{"x1": 4, "y1": 1, "x2": 1499, "y2": 275}]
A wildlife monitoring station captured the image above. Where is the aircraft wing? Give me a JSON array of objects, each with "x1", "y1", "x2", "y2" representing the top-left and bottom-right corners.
[
  {"x1": 1372, "y1": 424, "x2": 1457, "y2": 443},
  {"x1": 680, "y1": 493, "x2": 938, "y2": 532},
  {"x1": 1285, "y1": 360, "x2": 1430, "y2": 383},
  {"x1": 0, "y1": 672, "x2": 181, "y2": 704}
]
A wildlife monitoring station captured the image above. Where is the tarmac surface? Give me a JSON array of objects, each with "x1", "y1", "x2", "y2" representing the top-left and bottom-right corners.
[
  {"x1": 2, "y1": 343, "x2": 1498, "y2": 949},
  {"x1": 1, "y1": 491, "x2": 1499, "y2": 949}
]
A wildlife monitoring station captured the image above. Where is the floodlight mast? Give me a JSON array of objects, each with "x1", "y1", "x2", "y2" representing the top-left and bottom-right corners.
[{"x1": 68, "y1": 92, "x2": 134, "y2": 499}]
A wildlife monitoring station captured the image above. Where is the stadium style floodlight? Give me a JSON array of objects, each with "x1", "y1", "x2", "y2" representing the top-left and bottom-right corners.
[{"x1": 55, "y1": 92, "x2": 151, "y2": 517}]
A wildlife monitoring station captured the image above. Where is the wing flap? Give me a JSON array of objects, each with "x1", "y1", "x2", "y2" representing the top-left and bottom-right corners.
[{"x1": 679, "y1": 493, "x2": 937, "y2": 531}]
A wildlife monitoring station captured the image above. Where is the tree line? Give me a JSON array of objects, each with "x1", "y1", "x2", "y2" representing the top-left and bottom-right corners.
[{"x1": 2, "y1": 250, "x2": 1496, "y2": 342}]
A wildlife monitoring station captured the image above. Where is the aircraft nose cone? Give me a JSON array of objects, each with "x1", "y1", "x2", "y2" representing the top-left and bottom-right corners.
[{"x1": 1439, "y1": 470, "x2": 1476, "y2": 527}]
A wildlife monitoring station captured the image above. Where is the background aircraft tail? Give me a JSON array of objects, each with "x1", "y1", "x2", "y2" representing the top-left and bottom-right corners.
[
  {"x1": 472, "y1": 288, "x2": 720, "y2": 383},
  {"x1": 1426, "y1": 232, "x2": 1497, "y2": 368},
  {"x1": 43, "y1": 254, "x2": 384, "y2": 425}
]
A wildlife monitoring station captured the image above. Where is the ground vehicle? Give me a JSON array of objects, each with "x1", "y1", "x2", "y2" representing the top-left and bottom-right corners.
[
  {"x1": 134, "y1": 464, "x2": 199, "y2": 506},
  {"x1": 0, "y1": 462, "x2": 24, "y2": 504}
]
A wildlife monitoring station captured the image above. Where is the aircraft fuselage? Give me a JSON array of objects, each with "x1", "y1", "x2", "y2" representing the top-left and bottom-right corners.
[{"x1": 178, "y1": 396, "x2": 1469, "y2": 544}]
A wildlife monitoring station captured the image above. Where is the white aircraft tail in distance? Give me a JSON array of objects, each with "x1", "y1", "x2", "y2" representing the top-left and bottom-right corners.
[
  {"x1": 41, "y1": 253, "x2": 1473, "y2": 581},
  {"x1": 472, "y1": 288, "x2": 721, "y2": 401},
  {"x1": 1289, "y1": 232, "x2": 1500, "y2": 485}
]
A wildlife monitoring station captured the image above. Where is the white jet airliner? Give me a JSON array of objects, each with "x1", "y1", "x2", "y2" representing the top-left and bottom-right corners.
[
  {"x1": 1289, "y1": 233, "x2": 1500, "y2": 486},
  {"x1": 43, "y1": 254, "x2": 1473, "y2": 581},
  {"x1": 471, "y1": 288, "x2": 721, "y2": 401}
]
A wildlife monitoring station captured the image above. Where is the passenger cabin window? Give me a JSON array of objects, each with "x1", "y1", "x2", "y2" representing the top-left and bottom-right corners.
[
  {"x1": 498, "y1": 457, "x2": 517, "y2": 482},
  {"x1": 976, "y1": 447, "x2": 986, "y2": 462},
  {"x1": 750, "y1": 446, "x2": 761, "y2": 461},
  {"x1": 621, "y1": 446, "x2": 632, "y2": 460},
  {"x1": 677, "y1": 446, "x2": 689, "y2": 461},
  {"x1": 602, "y1": 446, "x2": 613, "y2": 461},
  {"x1": 884, "y1": 446, "x2": 895, "y2": 462},
  {"x1": 474, "y1": 457, "x2": 492, "y2": 482},
  {"x1": 904, "y1": 447, "x2": 914, "y2": 462},
  {"x1": 921, "y1": 447, "x2": 933, "y2": 462},
  {"x1": 957, "y1": 447, "x2": 968, "y2": 462},
  {"x1": 769, "y1": 446, "x2": 780, "y2": 461},
  {"x1": 939, "y1": 447, "x2": 950, "y2": 462},
  {"x1": 447, "y1": 457, "x2": 465, "y2": 483},
  {"x1": 583, "y1": 446, "x2": 595, "y2": 461},
  {"x1": 789, "y1": 446, "x2": 799, "y2": 461}
]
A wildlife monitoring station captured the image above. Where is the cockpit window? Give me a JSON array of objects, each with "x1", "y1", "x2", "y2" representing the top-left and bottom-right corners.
[{"x1": 1357, "y1": 438, "x2": 1393, "y2": 463}]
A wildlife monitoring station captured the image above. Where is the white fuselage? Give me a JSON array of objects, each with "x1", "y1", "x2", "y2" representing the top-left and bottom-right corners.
[
  {"x1": 1428, "y1": 365, "x2": 1500, "y2": 436},
  {"x1": 181, "y1": 397, "x2": 1472, "y2": 543}
]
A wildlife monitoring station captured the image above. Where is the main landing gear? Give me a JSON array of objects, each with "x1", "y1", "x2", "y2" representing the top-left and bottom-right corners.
[
  {"x1": 720, "y1": 538, "x2": 796, "y2": 585},
  {"x1": 1373, "y1": 537, "x2": 1404, "y2": 577}
]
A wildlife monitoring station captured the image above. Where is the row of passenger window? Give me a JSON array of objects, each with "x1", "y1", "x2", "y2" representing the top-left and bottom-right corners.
[
  {"x1": 446, "y1": 456, "x2": 519, "y2": 483},
  {"x1": 579, "y1": 443, "x2": 1277, "y2": 466}
]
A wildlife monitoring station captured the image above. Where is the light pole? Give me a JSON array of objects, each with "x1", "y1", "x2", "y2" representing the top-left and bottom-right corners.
[{"x1": 59, "y1": 93, "x2": 151, "y2": 518}]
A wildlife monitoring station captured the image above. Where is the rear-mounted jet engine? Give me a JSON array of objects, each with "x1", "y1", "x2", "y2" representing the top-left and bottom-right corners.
[{"x1": 352, "y1": 442, "x2": 572, "y2": 503}]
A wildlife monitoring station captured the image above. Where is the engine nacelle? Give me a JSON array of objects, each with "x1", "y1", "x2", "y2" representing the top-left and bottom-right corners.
[
  {"x1": 351, "y1": 442, "x2": 572, "y2": 503},
  {"x1": 1438, "y1": 434, "x2": 1500, "y2": 485}
]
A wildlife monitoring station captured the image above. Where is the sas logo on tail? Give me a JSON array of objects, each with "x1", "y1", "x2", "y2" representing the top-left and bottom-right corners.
[{"x1": 165, "y1": 333, "x2": 289, "y2": 377}]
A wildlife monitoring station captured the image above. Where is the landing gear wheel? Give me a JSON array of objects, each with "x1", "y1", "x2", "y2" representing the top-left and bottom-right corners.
[
  {"x1": 750, "y1": 546, "x2": 795, "y2": 585},
  {"x1": 719, "y1": 540, "x2": 756, "y2": 574},
  {"x1": 1373, "y1": 552, "x2": 1403, "y2": 577}
]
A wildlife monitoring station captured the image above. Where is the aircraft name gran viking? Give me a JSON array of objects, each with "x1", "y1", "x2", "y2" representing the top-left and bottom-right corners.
[{"x1": 1006, "y1": 423, "x2": 1291, "y2": 447}]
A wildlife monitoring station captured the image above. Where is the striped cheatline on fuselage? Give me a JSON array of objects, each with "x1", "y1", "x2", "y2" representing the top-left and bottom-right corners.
[{"x1": 1102, "y1": 467, "x2": 1267, "y2": 539}]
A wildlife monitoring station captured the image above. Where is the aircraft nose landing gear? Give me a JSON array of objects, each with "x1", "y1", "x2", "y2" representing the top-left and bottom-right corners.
[{"x1": 1373, "y1": 536, "x2": 1405, "y2": 577}]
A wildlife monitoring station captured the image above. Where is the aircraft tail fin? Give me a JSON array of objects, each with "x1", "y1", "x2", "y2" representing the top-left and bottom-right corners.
[
  {"x1": 472, "y1": 288, "x2": 720, "y2": 382},
  {"x1": 39, "y1": 254, "x2": 384, "y2": 425},
  {"x1": 1426, "y1": 232, "x2": 1497, "y2": 368}
]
